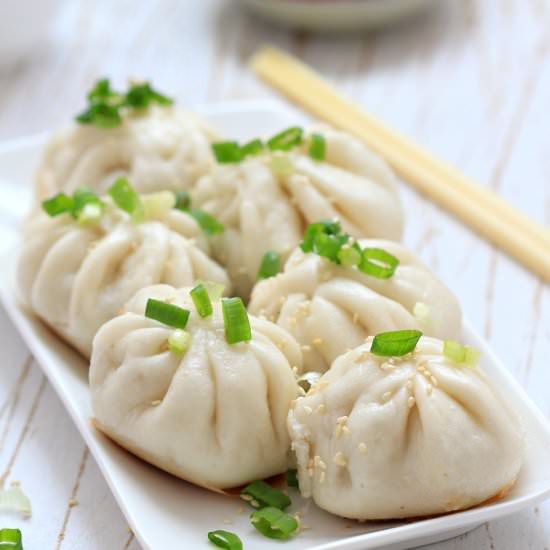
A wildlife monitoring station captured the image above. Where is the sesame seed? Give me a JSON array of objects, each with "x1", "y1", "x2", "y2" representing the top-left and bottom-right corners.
[
  {"x1": 334, "y1": 451, "x2": 347, "y2": 467},
  {"x1": 150, "y1": 400, "x2": 161, "y2": 406},
  {"x1": 303, "y1": 406, "x2": 313, "y2": 415},
  {"x1": 407, "y1": 396, "x2": 416, "y2": 408},
  {"x1": 382, "y1": 391, "x2": 392, "y2": 402},
  {"x1": 68, "y1": 499, "x2": 78, "y2": 507},
  {"x1": 241, "y1": 494, "x2": 253, "y2": 501},
  {"x1": 406, "y1": 380, "x2": 414, "y2": 390},
  {"x1": 292, "y1": 366, "x2": 299, "y2": 375},
  {"x1": 358, "y1": 442, "x2": 368, "y2": 455},
  {"x1": 342, "y1": 425, "x2": 351, "y2": 436},
  {"x1": 312, "y1": 337, "x2": 323, "y2": 346},
  {"x1": 251, "y1": 499, "x2": 260, "y2": 508},
  {"x1": 301, "y1": 345, "x2": 312, "y2": 352},
  {"x1": 336, "y1": 415, "x2": 348, "y2": 424}
]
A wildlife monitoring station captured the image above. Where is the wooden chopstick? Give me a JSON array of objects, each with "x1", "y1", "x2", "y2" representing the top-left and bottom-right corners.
[{"x1": 251, "y1": 46, "x2": 550, "y2": 283}]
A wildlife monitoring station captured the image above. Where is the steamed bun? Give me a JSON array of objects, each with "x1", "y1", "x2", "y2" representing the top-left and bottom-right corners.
[
  {"x1": 35, "y1": 105, "x2": 217, "y2": 200},
  {"x1": 90, "y1": 284, "x2": 302, "y2": 490},
  {"x1": 18, "y1": 202, "x2": 230, "y2": 357},
  {"x1": 249, "y1": 240, "x2": 461, "y2": 373},
  {"x1": 193, "y1": 127, "x2": 403, "y2": 299},
  {"x1": 288, "y1": 336, "x2": 523, "y2": 519}
]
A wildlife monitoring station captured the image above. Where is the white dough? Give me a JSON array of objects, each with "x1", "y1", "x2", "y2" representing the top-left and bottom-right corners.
[
  {"x1": 18, "y1": 205, "x2": 230, "y2": 357},
  {"x1": 90, "y1": 284, "x2": 302, "y2": 490},
  {"x1": 193, "y1": 126, "x2": 404, "y2": 299},
  {"x1": 249, "y1": 240, "x2": 461, "y2": 373},
  {"x1": 35, "y1": 105, "x2": 218, "y2": 200},
  {"x1": 288, "y1": 336, "x2": 523, "y2": 519}
]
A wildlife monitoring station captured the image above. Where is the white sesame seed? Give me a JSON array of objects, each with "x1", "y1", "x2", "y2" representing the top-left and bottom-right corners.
[
  {"x1": 150, "y1": 400, "x2": 161, "y2": 406},
  {"x1": 316, "y1": 403, "x2": 326, "y2": 414},
  {"x1": 312, "y1": 337, "x2": 323, "y2": 346},
  {"x1": 342, "y1": 425, "x2": 351, "y2": 436},
  {"x1": 251, "y1": 499, "x2": 260, "y2": 508},
  {"x1": 68, "y1": 499, "x2": 78, "y2": 507},
  {"x1": 407, "y1": 396, "x2": 416, "y2": 408},
  {"x1": 303, "y1": 406, "x2": 313, "y2": 415},
  {"x1": 406, "y1": 380, "x2": 414, "y2": 390},
  {"x1": 334, "y1": 451, "x2": 347, "y2": 467},
  {"x1": 358, "y1": 442, "x2": 368, "y2": 455},
  {"x1": 241, "y1": 494, "x2": 253, "y2": 501},
  {"x1": 382, "y1": 391, "x2": 392, "y2": 402},
  {"x1": 301, "y1": 345, "x2": 312, "y2": 352}
]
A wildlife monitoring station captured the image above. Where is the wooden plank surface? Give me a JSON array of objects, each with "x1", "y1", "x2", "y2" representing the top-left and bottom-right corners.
[{"x1": 0, "y1": 0, "x2": 548, "y2": 548}]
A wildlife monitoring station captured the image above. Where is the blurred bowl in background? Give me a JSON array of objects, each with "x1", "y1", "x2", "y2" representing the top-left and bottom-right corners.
[
  {"x1": 234, "y1": 0, "x2": 437, "y2": 32},
  {"x1": 0, "y1": 0, "x2": 62, "y2": 68}
]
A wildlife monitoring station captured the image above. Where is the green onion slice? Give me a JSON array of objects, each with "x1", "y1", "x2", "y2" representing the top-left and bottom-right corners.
[
  {"x1": 190, "y1": 209, "x2": 224, "y2": 236},
  {"x1": 308, "y1": 133, "x2": 326, "y2": 161},
  {"x1": 370, "y1": 330, "x2": 423, "y2": 357},
  {"x1": 250, "y1": 507, "x2": 298, "y2": 540},
  {"x1": 108, "y1": 177, "x2": 143, "y2": 219},
  {"x1": 222, "y1": 297, "x2": 251, "y2": 345},
  {"x1": 174, "y1": 190, "x2": 191, "y2": 211},
  {"x1": 0, "y1": 485, "x2": 32, "y2": 517},
  {"x1": 196, "y1": 280, "x2": 225, "y2": 301},
  {"x1": 257, "y1": 251, "x2": 281, "y2": 280},
  {"x1": 207, "y1": 530, "x2": 243, "y2": 550},
  {"x1": 212, "y1": 141, "x2": 243, "y2": 164},
  {"x1": 145, "y1": 299, "x2": 190, "y2": 329},
  {"x1": 142, "y1": 191, "x2": 175, "y2": 219},
  {"x1": 270, "y1": 154, "x2": 294, "y2": 176},
  {"x1": 0, "y1": 528, "x2": 22, "y2": 550},
  {"x1": 240, "y1": 138, "x2": 264, "y2": 157},
  {"x1": 42, "y1": 193, "x2": 74, "y2": 217},
  {"x1": 72, "y1": 186, "x2": 104, "y2": 222},
  {"x1": 443, "y1": 340, "x2": 480, "y2": 368},
  {"x1": 190, "y1": 283, "x2": 213, "y2": 318},
  {"x1": 286, "y1": 469, "x2": 299, "y2": 488},
  {"x1": 125, "y1": 82, "x2": 173, "y2": 108},
  {"x1": 76, "y1": 102, "x2": 122, "y2": 128},
  {"x1": 241, "y1": 480, "x2": 291, "y2": 510},
  {"x1": 359, "y1": 248, "x2": 399, "y2": 279},
  {"x1": 168, "y1": 329, "x2": 192, "y2": 354},
  {"x1": 337, "y1": 244, "x2": 362, "y2": 267},
  {"x1": 267, "y1": 127, "x2": 303, "y2": 151}
]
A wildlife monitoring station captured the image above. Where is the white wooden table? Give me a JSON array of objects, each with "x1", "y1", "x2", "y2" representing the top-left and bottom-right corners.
[{"x1": 1, "y1": 0, "x2": 549, "y2": 548}]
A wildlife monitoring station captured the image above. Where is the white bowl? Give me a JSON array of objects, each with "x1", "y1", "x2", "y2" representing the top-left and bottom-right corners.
[{"x1": 234, "y1": 0, "x2": 437, "y2": 32}]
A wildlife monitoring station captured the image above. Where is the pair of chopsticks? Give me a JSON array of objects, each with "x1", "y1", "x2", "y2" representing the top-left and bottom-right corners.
[{"x1": 251, "y1": 46, "x2": 550, "y2": 283}]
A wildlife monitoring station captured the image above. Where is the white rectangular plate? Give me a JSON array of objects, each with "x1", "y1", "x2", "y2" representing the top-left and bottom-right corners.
[{"x1": 1, "y1": 101, "x2": 550, "y2": 550}]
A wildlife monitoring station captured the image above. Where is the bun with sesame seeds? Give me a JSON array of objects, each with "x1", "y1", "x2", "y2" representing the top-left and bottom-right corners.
[
  {"x1": 287, "y1": 336, "x2": 523, "y2": 520},
  {"x1": 249, "y1": 239, "x2": 461, "y2": 373},
  {"x1": 192, "y1": 126, "x2": 403, "y2": 300},
  {"x1": 17, "y1": 199, "x2": 229, "y2": 358},
  {"x1": 89, "y1": 284, "x2": 302, "y2": 491}
]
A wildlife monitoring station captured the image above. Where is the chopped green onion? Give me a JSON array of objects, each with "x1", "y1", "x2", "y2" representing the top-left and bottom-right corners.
[
  {"x1": 190, "y1": 209, "x2": 224, "y2": 236},
  {"x1": 267, "y1": 127, "x2": 303, "y2": 151},
  {"x1": 443, "y1": 340, "x2": 480, "y2": 368},
  {"x1": 108, "y1": 177, "x2": 144, "y2": 220},
  {"x1": 76, "y1": 102, "x2": 122, "y2": 128},
  {"x1": 270, "y1": 154, "x2": 294, "y2": 176},
  {"x1": 207, "y1": 530, "x2": 242, "y2": 550},
  {"x1": 257, "y1": 251, "x2": 281, "y2": 280},
  {"x1": 196, "y1": 281, "x2": 225, "y2": 301},
  {"x1": 286, "y1": 469, "x2": 299, "y2": 488},
  {"x1": 0, "y1": 528, "x2": 22, "y2": 550},
  {"x1": 72, "y1": 186, "x2": 103, "y2": 218},
  {"x1": 297, "y1": 371, "x2": 321, "y2": 393},
  {"x1": 359, "y1": 248, "x2": 399, "y2": 279},
  {"x1": 142, "y1": 191, "x2": 176, "y2": 219},
  {"x1": 250, "y1": 507, "x2": 298, "y2": 540},
  {"x1": 370, "y1": 330, "x2": 423, "y2": 357},
  {"x1": 145, "y1": 299, "x2": 190, "y2": 329},
  {"x1": 0, "y1": 485, "x2": 31, "y2": 517},
  {"x1": 168, "y1": 329, "x2": 192, "y2": 354},
  {"x1": 241, "y1": 480, "x2": 291, "y2": 510},
  {"x1": 337, "y1": 244, "x2": 362, "y2": 267},
  {"x1": 190, "y1": 284, "x2": 213, "y2": 318},
  {"x1": 212, "y1": 141, "x2": 243, "y2": 164},
  {"x1": 77, "y1": 202, "x2": 103, "y2": 225},
  {"x1": 174, "y1": 190, "x2": 191, "y2": 211},
  {"x1": 125, "y1": 82, "x2": 173, "y2": 108},
  {"x1": 222, "y1": 297, "x2": 251, "y2": 345},
  {"x1": 240, "y1": 138, "x2": 264, "y2": 157},
  {"x1": 308, "y1": 133, "x2": 326, "y2": 161},
  {"x1": 300, "y1": 220, "x2": 344, "y2": 254},
  {"x1": 42, "y1": 193, "x2": 74, "y2": 217}
]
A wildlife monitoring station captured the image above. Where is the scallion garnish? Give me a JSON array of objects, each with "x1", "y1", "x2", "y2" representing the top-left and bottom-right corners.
[
  {"x1": 222, "y1": 297, "x2": 251, "y2": 345},
  {"x1": 359, "y1": 248, "x2": 400, "y2": 279},
  {"x1": 257, "y1": 251, "x2": 281, "y2": 280},
  {"x1": 267, "y1": 127, "x2": 303, "y2": 151},
  {"x1": 443, "y1": 340, "x2": 480, "y2": 368},
  {"x1": 72, "y1": 186, "x2": 104, "y2": 223},
  {"x1": 212, "y1": 141, "x2": 243, "y2": 164},
  {"x1": 0, "y1": 485, "x2": 31, "y2": 518},
  {"x1": 250, "y1": 507, "x2": 298, "y2": 540},
  {"x1": 0, "y1": 528, "x2": 23, "y2": 550},
  {"x1": 240, "y1": 138, "x2": 264, "y2": 157},
  {"x1": 142, "y1": 191, "x2": 176, "y2": 219},
  {"x1": 241, "y1": 480, "x2": 291, "y2": 510},
  {"x1": 270, "y1": 154, "x2": 294, "y2": 176},
  {"x1": 190, "y1": 284, "x2": 213, "y2": 318},
  {"x1": 371, "y1": 330, "x2": 422, "y2": 357},
  {"x1": 76, "y1": 78, "x2": 172, "y2": 128},
  {"x1": 207, "y1": 530, "x2": 243, "y2": 550},
  {"x1": 42, "y1": 193, "x2": 74, "y2": 217},
  {"x1": 145, "y1": 299, "x2": 190, "y2": 329},
  {"x1": 189, "y1": 209, "x2": 224, "y2": 236},
  {"x1": 174, "y1": 190, "x2": 191, "y2": 211},
  {"x1": 196, "y1": 280, "x2": 225, "y2": 301},
  {"x1": 308, "y1": 133, "x2": 326, "y2": 161},
  {"x1": 108, "y1": 177, "x2": 144, "y2": 219},
  {"x1": 300, "y1": 220, "x2": 400, "y2": 279},
  {"x1": 168, "y1": 329, "x2": 192, "y2": 354},
  {"x1": 286, "y1": 469, "x2": 299, "y2": 488}
]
